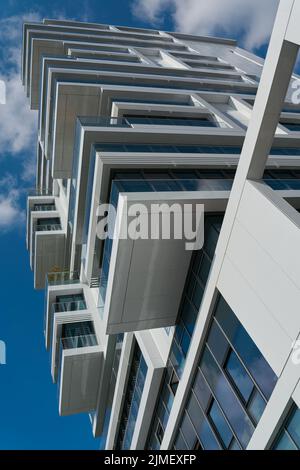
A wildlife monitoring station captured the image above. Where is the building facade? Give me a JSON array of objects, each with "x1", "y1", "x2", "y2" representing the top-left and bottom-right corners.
[{"x1": 23, "y1": 1, "x2": 300, "y2": 450}]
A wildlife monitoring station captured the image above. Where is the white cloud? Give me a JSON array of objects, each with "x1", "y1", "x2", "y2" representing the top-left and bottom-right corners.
[
  {"x1": 0, "y1": 13, "x2": 40, "y2": 162},
  {"x1": 132, "y1": 0, "x2": 280, "y2": 50},
  {"x1": 21, "y1": 155, "x2": 37, "y2": 182},
  {"x1": 0, "y1": 174, "x2": 25, "y2": 232},
  {"x1": 0, "y1": 72, "x2": 38, "y2": 154},
  {"x1": 0, "y1": 194, "x2": 24, "y2": 230}
]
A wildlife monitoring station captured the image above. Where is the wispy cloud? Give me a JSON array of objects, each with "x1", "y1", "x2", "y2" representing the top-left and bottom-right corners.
[
  {"x1": 131, "y1": 0, "x2": 280, "y2": 50},
  {"x1": 0, "y1": 175, "x2": 25, "y2": 232},
  {"x1": 0, "y1": 13, "x2": 41, "y2": 231},
  {"x1": 0, "y1": 13, "x2": 40, "y2": 159},
  {"x1": 0, "y1": 72, "x2": 38, "y2": 154}
]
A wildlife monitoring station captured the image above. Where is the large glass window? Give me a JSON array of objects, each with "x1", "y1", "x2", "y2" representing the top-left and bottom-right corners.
[
  {"x1": 172, "y1": 294, "x2": 277, "y2": 450},
  {"x1": 273, "y1": 404, "x2": 300, "y2": 450},
  {"x1": 208, "y1": 400, "x2": 233, "y2": 448},
  {"x1": 225, "y1": 350, "x2": 254, "y2": 403},
  {"x1": 147, "y1": 215, "x2": 223, "y2": 450},
  {"x1": 115, "y1": 341, "x2": 147, "y2": 450}
]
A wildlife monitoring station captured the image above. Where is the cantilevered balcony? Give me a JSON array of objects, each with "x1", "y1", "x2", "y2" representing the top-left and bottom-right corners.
[
  {"x1": 29, "y1": 213, "x2": 65, "y2": 289},
  {"x1": 44, "y1": 273, "x2": 120, "y2": 429},
  {"x1": 45, "y1": 277, "x2": 103, "y2": 416},
  {"x1": 56, "y1": 322, "x2": 103, "y2": 416},
  {"x1": 26, "y1": 193, "x2": 56, "y2": 249},
  {"x1": 100, "y1": 189, "x2": 212, "y2": 334},
  {"x1": 45, "y1": 273, "x2": 86, "y2": 349},
  {"x1": 96, "y1": 172, "x2": 300, "y2": 335}
]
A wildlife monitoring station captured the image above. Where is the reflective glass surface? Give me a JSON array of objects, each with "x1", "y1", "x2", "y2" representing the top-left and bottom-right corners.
[
  {"x1": 115, "y1": 341, "x2": 147, "y2": 450},
  {"x1": 147, "y1": 215, "x2": 223, "y2": 449},
  {"x1": 173, "y1": 294, "x2": 277, "y2": 450},
  {"x1": 273, "y1": 405, "x2": 300, "y2": 450}
]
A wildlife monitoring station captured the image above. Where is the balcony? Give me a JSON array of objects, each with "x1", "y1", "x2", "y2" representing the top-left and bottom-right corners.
[
  {"x1": 97, "y1": 172, "x2": 300, "y2": 334},
  {"x1": 101, "y1": 190, "x2": 212, "y2": 334},
  {"x1": 44, "y1": 278, "x2": 120, "y2": 427},
  {"x1": 26, "y1": 194, "x2": 56, "y2": 249},
  {"x1": 29, "y1": 215, "x2": 66, "y2": 289},
  {"x1": 47, "y1": 271, "x2": 81, "y2": 285},
  {"x1": 57, "y1": 328, "x2": 103, "y2": 416},
  {"x1": 44, "y1": 276, "x2": 85, "y2": 349},
  {"x1": 48, "y1": 300, "x2": 87, "y2": 350},
  {"x1": 33, "y1": 203, "x2": 56, "y2": 211}
]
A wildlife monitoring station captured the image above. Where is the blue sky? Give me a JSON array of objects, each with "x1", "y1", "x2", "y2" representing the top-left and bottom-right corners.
[{"x1": 0, "y1": 0, "x2": 282, "y2": 450}]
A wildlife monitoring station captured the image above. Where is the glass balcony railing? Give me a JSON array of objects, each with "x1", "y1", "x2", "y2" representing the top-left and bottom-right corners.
[
  {"x1": 46, "y1": 300, "x2": 88, "y2": 344},
  {"x1": 111, "y1": 178, "x2": 234, "y2": 197},
  {"x1": 44, "y1": 272, "x2": 81, "y2": 338},
  {"x1": 264, "y1": 179, "x2": 300, "y2": 190},
  {"x1": 36, "y1": 224, "x2": 62, "y2": 232},
  {"x1": 61, "y1": 334, "x2": 98, "y2": 349},
  {"x1": 47, "y1": 271, "x2": 80, "y2": 286},
  {"x1": 281, "y1": 108, "x2": 300, "y2": 114},
  {"x1": 28, "y1": 188, "x2": 53, "y2": 196},
  {"x1": 124, "y1": 116, "x2": 220, "y2": 127},
  {"x1": 78, "y1": 115, "x2": 221, "y2": 128},
  {"x1": 78, "y1": 116, "x2": 131, "y2": 127},
  {"x1": 51, "y1": 300, "x2": 87, "y2": 313},
  {"x1": 33, "y1": 204, "x2": 56, "y2": 211}
]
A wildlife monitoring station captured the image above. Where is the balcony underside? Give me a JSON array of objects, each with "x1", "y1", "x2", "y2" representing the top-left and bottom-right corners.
[
  {"x1": 104, "y1": 191, "x2": 225, "y2": 334},
  {"x1": 34, "y1": 232, "x2": 65, "y2": 289},
  {"x1": 59, "y1": 346, "x2": 103, "y2": 415}
]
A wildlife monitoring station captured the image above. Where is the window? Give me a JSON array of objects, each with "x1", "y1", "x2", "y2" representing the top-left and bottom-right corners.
[
  {"x1": 156, "y1": 421, "x2": 164, "y2": 444},
  {"x1": 124, "y1": 114, "x2": 218, "y2": 127},
  {"x1": 94, "y1": 142, "x2": 300, "y2": 155},
  {"x1": 193, "y1": 438, "x2": 203, "y2": 450},
  {"x1": 247, "y1": 390, "x2": 266, "y2": 425},
  {"x1": 174, "y1": 431, "x2": 188, "y2": 450},
  {"x1": 208, "y1": 400, "x2": 233, "y2": 449},
  {"x1": 61, "y1": 321, "x2": 97, "y2": 349},
  {"x1": 36, "y1": 217, "x2": 61, "y2": 231},
  {"x1": 273, "y1": 404, "x2": 300, "y2": 450},
  {"x1": 172, "y1": 294, "x2": 277, "y2": 450},
  {"x1": 147, "y1": 216, "x2": 223, "y2": 450},
  {"x1": 169, "y1": 370, "x2": 179, "y2": 395},
  {"x1": 280, "y1": 121, "x2": 300, "y2": 132},
  {"x1": 225, "y1": 349, "x2": 254, "y2": 403},
  {"x1": 115, "y1": 342, "x2": 147, "y2": 450},
  {"x1": 55, "y1": 293, "x2": 86, "y2": 312},
  {"x1": 33, "y1": 203, "x2": 55, "y2": 211}
]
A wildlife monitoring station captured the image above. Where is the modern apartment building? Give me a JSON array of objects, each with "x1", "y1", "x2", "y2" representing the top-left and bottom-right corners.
[{"x1": 23, "y1": 0, "x2": 300, "y2": 450}]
